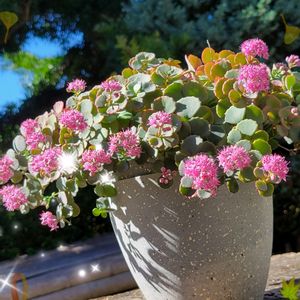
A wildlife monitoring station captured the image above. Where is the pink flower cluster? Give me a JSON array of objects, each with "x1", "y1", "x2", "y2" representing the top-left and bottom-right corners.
[
  {"x1": 66, "y1": 79, "x2": 86, "y2": 94},
  {"x1": 159, "y1": 167, "x2": 174, "y2": 185},
  {"x1": 20, "y1": 119, "x2": 38, "y2": 136},
  {"x1": 0, "y1": 155, "x2": 14, "y2": 183},
  {"x1": 26, "y1": 132, "x2": 47, "y2": 150},
  {"x1": 100, "y1": 80, "x2": 122, "y2": 92},
  {"x1": 238, "y1": 63, "x2": 270, "y2": 94},
  {"x1": 40, "y1": 211, "x2": 59, "y2": 231},
  {"x1": 286, "y1": 55, "x2": 300, "y2": 69},
  {"x1": 59, "y1": 110, "x2": 88, "y2": 132},
  {"x1": 109, "y1": 129, "x2": 141, "y2": 159},
  {"x1": 0, "y1": 185, "x2": 27, "y2": 211},
  {"x1": 148, "y1": 111, "x2": 172, "y2": 129},
  {"x1": 82, "y1": 149, "x2": 112, "y2": 176},
  {"x1": 261, "y1": 154, "x2": 289, "y2": 183},
  {"x1": 20, "y1": 118, "x2": 46, "y2": 150},
  {"x1": 29, "y1": 147, "x2": 62, "y2": 175},
  {"x1": 183, "y1": 154, "x2": 220, "y2": 196},
  {"x1": 217, "y1": 145, "x2": 251, "y2": 173},
  {"x1": 240, "y1": 38, "x2": 269, "y2": 60}
]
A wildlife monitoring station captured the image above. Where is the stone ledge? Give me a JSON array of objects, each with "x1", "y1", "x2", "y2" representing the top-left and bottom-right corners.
[{"x1": 95, "y1": 252, "x2": 300, "y2": 300}]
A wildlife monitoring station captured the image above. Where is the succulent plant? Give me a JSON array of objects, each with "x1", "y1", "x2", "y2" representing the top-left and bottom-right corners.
[{"x1": 0, "y1": 39, "x2": 299, "y2": 230}]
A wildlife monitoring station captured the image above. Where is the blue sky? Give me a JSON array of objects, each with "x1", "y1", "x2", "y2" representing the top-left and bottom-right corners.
[{"x1": 0, "y1": 32, "x2": 83, "y2": 110}]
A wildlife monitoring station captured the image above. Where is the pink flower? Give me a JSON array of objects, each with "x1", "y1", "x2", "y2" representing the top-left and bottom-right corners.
[
  {"x1": 240, "y1": 38, "x2": 269, "y2": 59},
  {"x1": 25, "y1": 131, "x2": 47, "y2": 150},
  {"x1": 286, "y1": 55, "x2": 300, "y2": 68},
  {"x1": 148, "y1": 111, "x2": 172, "y2": 129},
  {"x1": 159, "y1": 167, "x2": 174, "y2": 185},
  {"x1": 100, "y1": 80, "x2": 122, "y2": 92},
  {"x1": 183, "y1": 154, "x2": 220, "y2": 196},
  {"x1": 59, "y1": 110, "x2": 88, "y2": 132},
  {"x1": 20, "y1": 119, "x2": 38, "y2": 137},
  {"x1": 0, "y1": 156, "x2": 14, "y2": 183},
  {"x1": 66, "y1": 78, "x2": 86, "y2": 94},
  {"x1": 291, "y1": 107, "x2": 299, "y2": 116},
  {"x1": 0, "y1": 185, "x2": 27, "y2": 211},
  {"x1": 29, "y1": 147, "x2": 62, "y2": 175},
  {"x1": 238, "y1": 63, "x2": 270, "y2": 94},
  {"x1": 82, "y1": 149, "x2": 112, "y2": 176},
  {"x1": 261, "y1": 154, "x2": 289, "y2": 183},
  {"x1": 217, "y1": 145, "x2": 251, "y2": 173},
  {"x1": 108, "y1": 129, "x2": 141, "y2": 159},
  {"x1": 40, "y1": 211, "x2": 59, "y2": 231}
]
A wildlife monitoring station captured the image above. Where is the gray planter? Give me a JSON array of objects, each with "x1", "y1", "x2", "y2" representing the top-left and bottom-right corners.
[{"x1": 110, "y1": 173, "x2": 273, "y2": 300}]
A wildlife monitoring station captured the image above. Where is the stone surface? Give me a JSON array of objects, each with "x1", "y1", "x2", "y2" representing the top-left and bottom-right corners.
[{"x1": 95, "y1": 252, "x2": 300, "y2": 300}]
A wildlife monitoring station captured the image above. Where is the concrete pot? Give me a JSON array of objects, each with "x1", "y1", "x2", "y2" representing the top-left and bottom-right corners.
[{"x1": 110, "y1": 173, "x2": 273, "y2": 300}]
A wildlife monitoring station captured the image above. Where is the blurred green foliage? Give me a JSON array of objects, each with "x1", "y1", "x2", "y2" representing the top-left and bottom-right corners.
[
  {"x1": 0, "y1": 0, "x2": 299, "y2": 259},
  {"x1": 3, "y1": 52, "x2": 63, "y2": 95}
]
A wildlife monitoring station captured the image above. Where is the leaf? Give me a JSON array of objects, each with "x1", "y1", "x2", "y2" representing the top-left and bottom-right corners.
[
  {"x1": 236, "y1": 141, "x2": 251, "y2": 152},
  {"x1": 180, "y1": 176, "x2": 193, "y2": 188},
  {"x1": 13, "y1": 135, "x2": 26, "y2": 152},
  {"x1": 80, "y1": 99, "x2": 93, "y2": 113},
  {"x1": 152, "y1": 96, "x2": 176, "y2": 113},
  {"x1": 252, "y1": 130, "x2": 269, "y2": 141},
  {"x1": 252, "y1": 139, "x2": 272, "y2": 155},
  {"x1": 224, "y1": 107, "x2": 246, "y2": 124},
  {"x1": 182, "y1": 82, "x2": 208, "y2": 102},
  {"x1": 117, "y1": 111, "x2": 133, "y2": 120},
  {"x1": 189, "y1": 118, "x2": 209, "y2": 138},
  {"x1": 225, "y1": 69, "x2": 239, "y2": 79},
  {"x1": 285, "y1": 75, "x2": 296, "y2": 90},
  {"x1": 227, "y1": 178, "x2": 239, "y2": 193},
  {"x1": 176, "y1": 96, "x2": 201, "y2": 119},
  {"x1": 216, "y1": 99, "x2": 231, "y2": 118},
  {"x1": 185, "y1": 54, "x2": 202, "y2": 71},
  {"x1": 181, "y1": 135, "x2": 203, "y2": 155},
  {"x1": 227, "y1": 128, "x2": 241, "y2": 144},
  {"x1": 197, "y1": 189, "x2": 212, "y2": 199},
  {"x1": 179, "y1": 184, "x2": 195, "y2": 197},
  {"x1": 280, "y1": 278, "x2": 300, "y2": 300},
  {"x1": 245, "y1": 105, "x2": 264, "y2": 124},
  {"x1": 282, "y1": 15, "x2": 300, "y2": 45},
  {"x1": 208, "y1": 125, "x2": 226, "y2": 144},
  {"x1": 0, "y1": 11, "x2": 18, "y2": 43},
  {"x1": 238, "y1": 167, "x2": 255, "y2": 183},
  {"x1": 236, "y1": 119, "x2": 258, "y2": 136},
  {"x1": 94, "y1": 184, "x2": 117, "y2": 197},
  {"x1": 201, "y1": 47, "x2": 215, "y2": 63},
  {"x1": 164, "y1": 82, "x2": 183, "y2": 100}
]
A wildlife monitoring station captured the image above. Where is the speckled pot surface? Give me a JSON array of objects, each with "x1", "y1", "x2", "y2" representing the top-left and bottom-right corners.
[{"x1": 110, "y1": 174, "x2": 273, "y2": 300}]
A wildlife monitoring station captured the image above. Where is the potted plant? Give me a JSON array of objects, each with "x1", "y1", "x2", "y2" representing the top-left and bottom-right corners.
[{"x1": 0, "y1": 38, "x2": 299, "y2": 299}]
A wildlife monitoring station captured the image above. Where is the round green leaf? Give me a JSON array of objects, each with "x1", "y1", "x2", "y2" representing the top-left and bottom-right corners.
[
  {"x1": 152, "y1": 96, "x2": 176, "y2": 113},
  {"x1": 189, "y1": 118, "x2": 209, "y2": 137},
  {"x1": 227, "y1": 178, "x2": 239, "y2": 193},
  {"x1": 176, "y1": 96, "x2": 201, "y2": 119},
  {"x1": 13, "y1": 135, "x2": 26, "y2": 152},
  {"x1": 236, "y1": 139, "x2": 251, "y2": 151},
  {"x1": 227, "y1": 128, "x2": 241, "y2": 144},
  {"x1": 252, "y1": 139, "x2": 272, "y2": 155},
  {"x1": 245, "y1": 105, "x2": 264, "y2": 124},
  {"x1": 224, "y1": 106, "x2": 245, "y2": 124},
  {"x1": 181, "y1": 135, "x2": 203, "y2": 155},
  {"x1": 238, "y1": 167, "x2": 255, "y2": 183},
  {"x1": 179, "y1": 184, "x2": 195, "y2": 197},
  {"x1": 180, "y1": 176, "x2": 193, "y2": 188},
  {"x1": 236, "y1": 119, "x2": 258, "y2": 136}
]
